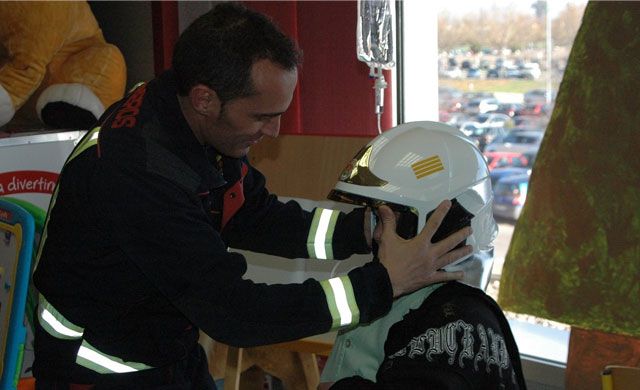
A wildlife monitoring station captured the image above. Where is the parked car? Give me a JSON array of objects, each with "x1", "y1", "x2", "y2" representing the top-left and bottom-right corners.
[
  {"x1": 445, "y1": 112, "x2": 471, "y2": 127},
  {"x1": 513, "y1": 115, "x2": 547, "y2": 129},
  {"x1": 515, "y1": 103, "x2": 550, "y2": 117},
  {"x1": 466, "y1": 67, "x2": 482, "y2": 79},
  {"x1": 483, "y1": 151, "x2": 530, "y2": 170},
  {"x1": 484, "y1": 130, "x2": 544, "y2": 153},
  {"x1": 490, "y1": 103, "x2": 523, "y2": 118},
  {"x1": 440, "y1": 67, "x2": 463, "y2": 79},
  {"x1": 464, "y1": 97, "x2": 500, "y2": 115},
  {"x1": 489, "y1": 166, "x2": 531, "y2": 188},
  {"x1": 486, "y1": 67, "x2": 501, "y2": 79},
  {"x1": 461, "y1": 91, "x2": 495, "y2": 103},
  {"x1": 473, "y1": 113, "x2": 513, "y2": 128},
  {"x1": 492, "y1": 173, "x2": 530, "y2": 221},
  {"x1": 524, "y1": 88, "x2": 556, "y2": 105},
  {"x1": 460, "y1": 125, "x2": 508, "y2": 152},
  {"x1": 520, "y1": 63, "x2": 541, "y2": 80},
  {"x1": 504, "y1": 66, "x2": 522, "y2": 79}
]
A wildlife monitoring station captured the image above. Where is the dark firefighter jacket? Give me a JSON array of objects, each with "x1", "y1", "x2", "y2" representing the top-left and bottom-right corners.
[{"x1": 32, "y1": 71, "x2": 393, "y2": 386}]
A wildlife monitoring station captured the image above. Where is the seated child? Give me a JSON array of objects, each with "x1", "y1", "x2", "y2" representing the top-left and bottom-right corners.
[{"x1": 320, "y1": 121, "x2": 526, "y2": 389}]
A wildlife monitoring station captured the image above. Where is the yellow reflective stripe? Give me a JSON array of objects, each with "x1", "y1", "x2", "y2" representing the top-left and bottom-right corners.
[
  {"x1": 37, "y1": 295, "x2": 84, "y2": 340},
  {"x1": 67, "y1": 127, "x2": 100, "y2": 162},
  {"x1": 307, "y1": 208, "x2": 339, "y2": 259},
  {"x1": 76, "y1": 339, "x2": 153, "y2": 374},
  {"x1": 320, "y1": 276, "x2": 360, "y2": 330},
  {"x1": 411, "y1": 155, "x2": 444, "y2": 179}
]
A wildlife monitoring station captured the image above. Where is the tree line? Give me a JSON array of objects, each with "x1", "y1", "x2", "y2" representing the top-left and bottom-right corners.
[{"x1": 438, "y1": 1, "x2": 586, "y2": 52}]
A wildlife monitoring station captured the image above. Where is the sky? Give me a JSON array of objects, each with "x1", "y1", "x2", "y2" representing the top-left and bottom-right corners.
[{"x1": 433, "y1": 0, "x2": 588, "y2": 18}]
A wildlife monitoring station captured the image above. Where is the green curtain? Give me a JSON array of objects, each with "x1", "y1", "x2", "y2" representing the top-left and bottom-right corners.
[{"x1": 498, "y1": 1, "x2": 640, "y2": 337}]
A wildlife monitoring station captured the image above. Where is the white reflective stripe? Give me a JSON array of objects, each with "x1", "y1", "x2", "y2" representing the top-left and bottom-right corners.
[
  {"x1": 320, "y1": 276, "x2": 360, "y2": 330},
  {"x1": 76, "y1": 339, "x2": 153, "y2": 374},
  {"x1": 90, "y1": 130, "x2": 100, "y2": 141},
  {"x1": 328, "y1": 277, "x2": 352, "y2": 326},
  {"x1": 307, "y1": 208, "x2": 339, "y2": 259},
  {"x1": 38, "y1": 294, "x2": 85, "y2": 340},
  {"x1": 40, "y1": 308, "x2": 84, "y2": 338},
  {"x1": 314, "y1": 209, "x2": 333, "y2": 259},
  {"x1": 77, "y1": 344, "x2": 139, "y2": 373}
]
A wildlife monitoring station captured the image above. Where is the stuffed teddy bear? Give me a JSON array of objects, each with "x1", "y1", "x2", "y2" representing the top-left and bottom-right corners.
[{"x1": 0, "y1": 1, "x2": 126, "y2": 130}]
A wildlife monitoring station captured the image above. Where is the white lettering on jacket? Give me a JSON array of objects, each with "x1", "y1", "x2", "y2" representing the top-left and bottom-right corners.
[{"x1": 387, "y1": 319, "x2": 512, "y2": 379}]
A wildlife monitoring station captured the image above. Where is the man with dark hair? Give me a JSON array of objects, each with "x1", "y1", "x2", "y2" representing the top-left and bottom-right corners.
[{"x1": 32, "y1": 3, "x2": 470, "y2": 388}]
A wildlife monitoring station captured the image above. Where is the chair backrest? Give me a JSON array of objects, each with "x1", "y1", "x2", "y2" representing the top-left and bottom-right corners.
[
  {"x1": 0, "y1": 200, "x2": 35, "y2": 390},
  {"x1": 602, "y1": 365, "x2": 640, "y2": 390}
]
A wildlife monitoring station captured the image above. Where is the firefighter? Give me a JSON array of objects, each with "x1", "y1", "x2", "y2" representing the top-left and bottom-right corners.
[{"x1": 32, "y1": 4, "x2": 471, "y2": 389}]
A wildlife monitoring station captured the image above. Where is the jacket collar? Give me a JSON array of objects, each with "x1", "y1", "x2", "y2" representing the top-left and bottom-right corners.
[{"x1": 151, "y1": 71, "x2": 228, "y2": 191}]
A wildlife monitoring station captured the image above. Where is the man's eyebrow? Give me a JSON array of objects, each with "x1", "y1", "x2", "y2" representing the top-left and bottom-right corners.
[{"x1": 253, "y1": 111, "x2": 285, "y2": 118}]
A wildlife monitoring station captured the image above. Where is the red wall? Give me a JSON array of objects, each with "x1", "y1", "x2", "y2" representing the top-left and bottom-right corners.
[
  {"x1": 152, "y1": 1, "x2": 391, "y2": 137},
  {"x1": 246, "y1": 1, "x2": 392, "y2": 136}
]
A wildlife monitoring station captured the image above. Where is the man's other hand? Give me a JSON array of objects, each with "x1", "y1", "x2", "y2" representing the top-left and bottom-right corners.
[{"x1": 376, "y1": 200, "x2": 471, "y2": 298}]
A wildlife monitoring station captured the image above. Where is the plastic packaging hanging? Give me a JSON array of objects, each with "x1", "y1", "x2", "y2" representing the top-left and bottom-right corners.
[
  {"x1": 357, "y1": 0, "x2": 395, "y2": 70},
  {"x1": 357, "y1": 0, "x2": 395, "y2": 133}
]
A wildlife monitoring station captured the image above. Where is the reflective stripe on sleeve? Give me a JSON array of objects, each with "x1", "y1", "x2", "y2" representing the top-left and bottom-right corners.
[
  {"x1": 320, "y1": 276, "x2": 360, "y2": 330},
  {"x1": 67, "y1": 126, "x2": 100, "y2": 162},
  {"x1": 38, "y1": 294, "x2": 84, "y2": 340},
  {"x1": 38, "y1": 295, "x2": 154, "y2": 373},
  {"x1": 307, "y1": 208, "x2": 340, "y2": 259},
  {"x1": 76, "y1": 339, "x2": 153, "y2": 374}
]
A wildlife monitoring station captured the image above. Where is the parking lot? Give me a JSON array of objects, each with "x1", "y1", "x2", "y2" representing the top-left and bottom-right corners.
[{"x1": 486, "y1": 219, "x2": 515, "y2": 300}]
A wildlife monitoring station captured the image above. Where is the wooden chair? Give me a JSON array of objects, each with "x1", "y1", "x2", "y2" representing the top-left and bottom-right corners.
[
  {"x1": 201, "y1": 332, "x2": 335, "y2": 390},
  {"x1": 601, "y1": 365, "x2": 640, "y2": 390},
  {"x1": 566, "y1": 327, "x2": 640, "y2": 390}
]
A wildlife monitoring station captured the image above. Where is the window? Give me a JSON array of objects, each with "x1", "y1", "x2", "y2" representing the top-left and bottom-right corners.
[{"x1": 402, "y1": 1, "x2": 587, "y2": 382}]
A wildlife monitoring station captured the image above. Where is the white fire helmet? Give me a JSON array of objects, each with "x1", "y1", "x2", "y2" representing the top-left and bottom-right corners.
[{"x1": 328, "y1": 121, "x2": 498, "y2": 289}]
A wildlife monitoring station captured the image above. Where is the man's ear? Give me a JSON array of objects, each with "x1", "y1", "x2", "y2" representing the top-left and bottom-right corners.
[{"x1": 189, "y1": 84, "x2": 221, "y2": 118}]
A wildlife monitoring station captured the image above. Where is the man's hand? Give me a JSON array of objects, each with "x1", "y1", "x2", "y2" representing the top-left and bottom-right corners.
[
  {"x1": 364, "y1": 207, "x2": 396, "y2": 248},
  {"x1": 376, "y1": 200, "x2": 471, "y2": 298}
]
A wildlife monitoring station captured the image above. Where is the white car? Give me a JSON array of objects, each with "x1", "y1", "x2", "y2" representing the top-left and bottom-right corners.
[
  {"x1": 465, "y1": 98, "x2": 500, "y2": 114},
  {"x1": 474, "y1": 113, "x2": 512, "y2": 128},
  {"x1": 520, "y1": 63, "x2": 541, "y2": 80},
  {"x1": 440, "y1": 67, "x2": 463, "y2": 79}
]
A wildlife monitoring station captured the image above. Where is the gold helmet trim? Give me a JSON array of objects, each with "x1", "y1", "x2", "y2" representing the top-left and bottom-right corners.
[{"x1": 338, "y1": 145, "x2": 388, "y2": 187}]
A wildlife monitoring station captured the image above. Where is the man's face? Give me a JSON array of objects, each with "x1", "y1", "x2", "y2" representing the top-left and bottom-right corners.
[{"x1": 201, "y1": 59, "x2": 298, "y2": 158}]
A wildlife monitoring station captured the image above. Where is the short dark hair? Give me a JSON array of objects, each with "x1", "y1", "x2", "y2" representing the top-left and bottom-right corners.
[{"x1": 172, "y1": 2, "x2": 301, "y2": 102}]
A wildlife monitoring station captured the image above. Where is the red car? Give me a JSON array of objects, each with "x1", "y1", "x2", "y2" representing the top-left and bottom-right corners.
[{"x1": 483, "y1": 151, "x2": 530, "y2": 170}]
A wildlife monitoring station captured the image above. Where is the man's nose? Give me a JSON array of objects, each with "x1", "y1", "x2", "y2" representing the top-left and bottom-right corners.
[{"x1": 262, "y1": 116, "x2": 281, "y2": 138}]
